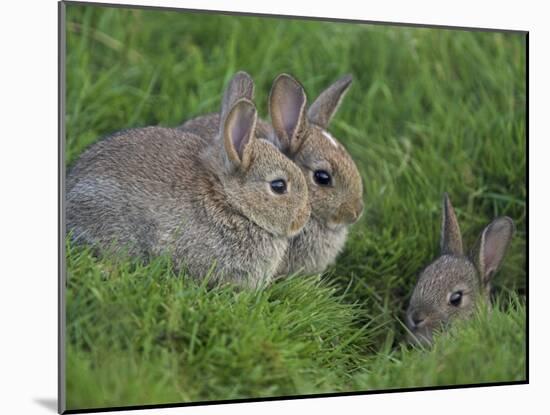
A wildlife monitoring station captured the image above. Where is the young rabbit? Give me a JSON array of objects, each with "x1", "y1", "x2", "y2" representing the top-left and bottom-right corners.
[
  {"x1": 406, "y1": 193, "x2": 515, "y2": 345},
  {"x1": 181, "y1": 72, "x2": 364, "y2": 276},
  {"x1": 66, "y1": 97, "x2": 311, "y2": 289}
]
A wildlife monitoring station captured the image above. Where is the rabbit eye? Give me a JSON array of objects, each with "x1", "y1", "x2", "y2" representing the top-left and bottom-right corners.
[
  {"x1": 313, "y1": 170, "x2": 332, "y2": 186},
  {"x1": 270, "y1": 179, "x2": 287, "y2": 195},
  {"x1": 449, "y1": 291, "x2": 463, "y2": 307}
]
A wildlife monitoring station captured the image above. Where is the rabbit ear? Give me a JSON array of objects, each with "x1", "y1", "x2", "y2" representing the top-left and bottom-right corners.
[
  {"x1": 222, "y1": 98, "x2": 257, "y2": 170},
  {"x1": 220, "y1": 71, "x2": 255, "y2": 125},
  {"x1": 440, "y1": 193, "x2": 463, "y2": 256},
  {"x1": 307, "y1": 74, "x2": 353, "y2": 128},
  {"x1": 269, "y1": 74, "x2": 308, "y2": 155},
  {"x1": 475, "y1": 217, "x2": 515, "y2": 286}
]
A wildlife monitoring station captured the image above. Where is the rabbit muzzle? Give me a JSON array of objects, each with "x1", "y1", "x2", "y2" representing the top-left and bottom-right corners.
[
  {"x1": 405, "y1": 305, "x2": 434, "y2": 344},
  {"x1": 330, "y1": 199, "x2": 364, "y2": 228}
]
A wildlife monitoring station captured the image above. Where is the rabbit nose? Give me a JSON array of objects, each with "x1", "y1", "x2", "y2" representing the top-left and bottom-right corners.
[
  {"x1": 336, "y1": 200, "x2": 364, "y2": 225},
  {"x1": 408, "y1": 312, "x2": 427, "y2": 329}
]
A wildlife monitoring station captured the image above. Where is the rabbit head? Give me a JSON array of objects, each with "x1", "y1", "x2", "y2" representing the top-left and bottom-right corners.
[
  {"x1": 205, "y1": 96, "x2": 311, "y2": 239},
  {"x1": 406, "y1": 193, "x2": 515, "y2": 346},
  {"x1": 268, "y1": 74, "x2": 364, "y2": 231}
]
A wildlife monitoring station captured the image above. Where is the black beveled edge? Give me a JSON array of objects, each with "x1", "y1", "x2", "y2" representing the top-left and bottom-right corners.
[{"x1": 524, "y1": 32, "x2": 529, "y2": 383}]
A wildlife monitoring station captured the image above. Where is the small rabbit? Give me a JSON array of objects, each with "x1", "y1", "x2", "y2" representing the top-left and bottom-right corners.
[
  {"x1": 406, "y1": 193, "x2": 515, "y2": 345},
  {"x1": 66, "y1": 96, "x2": 310, "y2": 289},
  {"x1": 180, "y1": 72, "x2": 364, "y2": 276}
]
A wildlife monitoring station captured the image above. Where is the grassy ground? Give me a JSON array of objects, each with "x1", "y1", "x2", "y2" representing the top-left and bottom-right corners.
[{"x1": 64, "y1": 3, "x2": 527, "y2": 411}]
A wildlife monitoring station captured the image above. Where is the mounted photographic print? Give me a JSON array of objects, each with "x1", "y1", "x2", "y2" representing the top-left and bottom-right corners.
[{"x1": 59, "y1": 1, "x2": 527, "y2": 413}]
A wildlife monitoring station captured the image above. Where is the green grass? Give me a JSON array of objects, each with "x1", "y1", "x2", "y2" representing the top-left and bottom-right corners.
[
  {"x1": 351, "y1": 296, "x2": 526, "y2": 390},
  {"x1": 64, "y1": 3, "x2": 527, "y2": 411}
]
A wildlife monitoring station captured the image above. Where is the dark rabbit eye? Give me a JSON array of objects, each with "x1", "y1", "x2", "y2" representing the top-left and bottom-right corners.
[
  {"x1": 449, "y1": 291, "x2": 463, "y2": 307},
  {"x1": 270, "y1": 179, "x2": 287, "y2": 194},
  {"x1": 313, "y1": 170, "x2": 332, "y2": 186}
]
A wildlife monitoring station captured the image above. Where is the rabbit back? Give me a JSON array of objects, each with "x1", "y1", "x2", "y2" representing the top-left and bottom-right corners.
[{"x1": 67, "y1": 127, "x2": 196, "y2": 258}]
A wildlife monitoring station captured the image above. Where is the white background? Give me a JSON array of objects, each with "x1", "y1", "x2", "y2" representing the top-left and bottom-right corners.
[{"x1": 0, "y1": 0, "x2": 544, "y2": 414}]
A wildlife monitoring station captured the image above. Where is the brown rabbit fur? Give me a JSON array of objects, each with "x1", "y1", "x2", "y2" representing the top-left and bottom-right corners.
[
  {"x1": 180, "y1": 72, "x2": 364, "y2": 276},
  {"x1": 406, "y1": 194, "x2": 515, "y2": 345},
  {"x1": 67, "y1": 98, "x2": 310, "y2": 289}
]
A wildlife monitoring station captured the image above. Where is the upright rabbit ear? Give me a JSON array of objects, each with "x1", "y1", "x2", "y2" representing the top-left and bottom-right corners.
[
  {"x1": 440, "y1": 193, "x2": 463, "y2": 256},
  {"x1": 220, "y1": 71, "x2": 255, "y2": 125},
  {"x1": 474, "y1": 217, "x2": 515, "y2": 286},
  {"x1": 307, "y1": 74, "x2": 353, "y2": 129},
  {"x1": 269, "y1": 74, "x2": 308, "y2": 155},
  {"x1": 222, "y1": 98, "x2": 257, "y2": 170}
]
